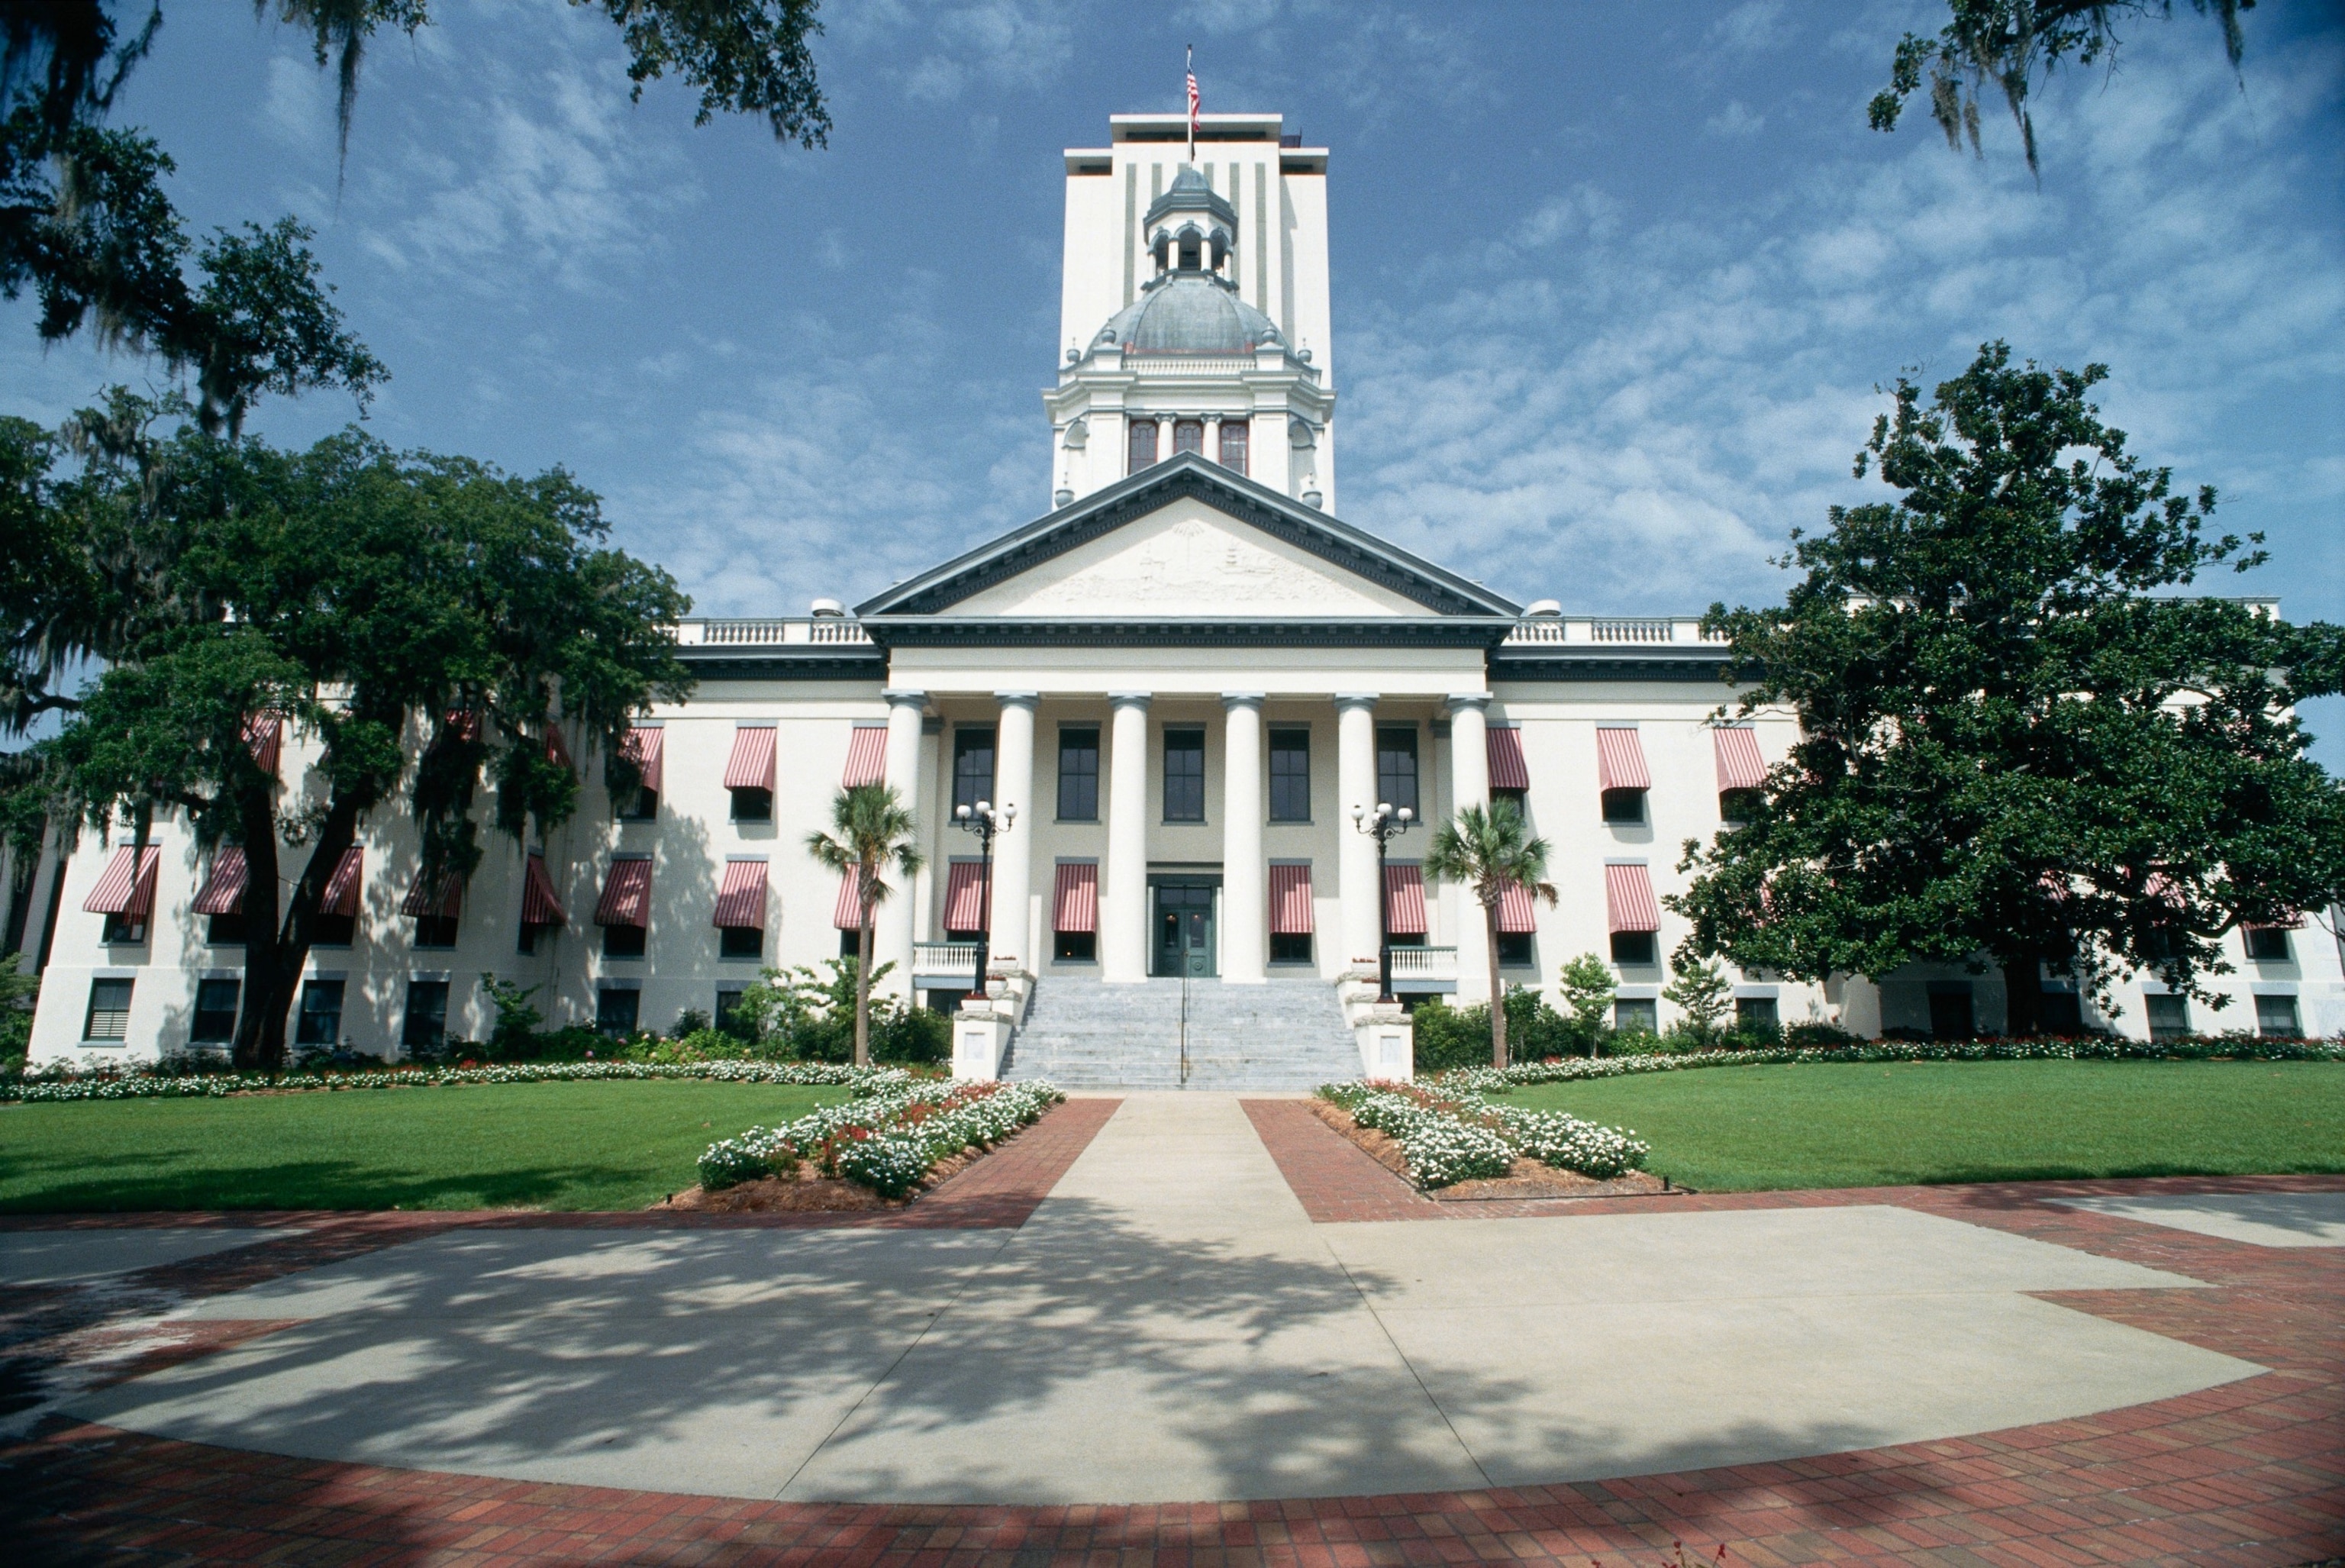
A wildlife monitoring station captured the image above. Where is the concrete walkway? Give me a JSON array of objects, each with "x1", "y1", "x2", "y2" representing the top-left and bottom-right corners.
[{"x1": 52, "y1": 1095, "x2": 2266, "y2": 1505}]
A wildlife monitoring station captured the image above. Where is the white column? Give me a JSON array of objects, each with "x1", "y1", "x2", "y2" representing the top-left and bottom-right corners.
[
  {"x1": 1221, "y1": 692, "x2": 1266, "y2": 983},
  {"x1": 1102, "y1": 692, "x2": 1152, "y2": 982},
  {"x1": 1447, "y1": 694, "x2": 1492, "y2": 1005},
  {"x1": 990, "y1": 692, "x2": 1037, "y2": 973},
  {"x1": 876, "y1": 689, "x2": 927, "y2": 996},
  {"x1": 1335, "y1": 693, "x2": 1380, "y2": 977}
]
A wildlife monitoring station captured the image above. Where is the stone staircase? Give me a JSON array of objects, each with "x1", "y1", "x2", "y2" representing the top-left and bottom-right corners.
[{"x1": 1000, "y1": 977, "x2": 1364, "y2": 1091}]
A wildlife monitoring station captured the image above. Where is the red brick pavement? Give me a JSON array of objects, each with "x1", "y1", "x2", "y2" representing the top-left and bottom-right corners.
[{"x1": 2, "y1": 1097, "x2": 2340, "y2": 1566}]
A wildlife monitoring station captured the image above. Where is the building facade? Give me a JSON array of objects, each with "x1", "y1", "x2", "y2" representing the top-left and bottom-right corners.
[{"x1": 19, "y1": 111, "x2": 2343, "y2": 1070}]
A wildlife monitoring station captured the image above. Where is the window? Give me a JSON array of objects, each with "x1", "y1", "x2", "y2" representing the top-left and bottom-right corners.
[
  {"x1": 518, "y1": 921, "x2": 545, "y2": 956},
  {"x1": 1613, "y1": 997, "x2": 1657, "y2": 1034},
  {"x1": 1376, "y1": 726, "x2": 1419, "y2": 815},
  {"x1": 720, "y1": 924, "x2": 763, "y2": 960},
  {"x1": 295, "y1": 979, "x2": 345, "y2": 1047},
  {"x1": 83, "y1": 979, "x2": 132, "y2": 1041},
  {"x1": 1054, "y1": 930, "x2": 1096, "y2": 961},
  {"x1": 603, "y1": 922, "x2": 646, "y2": 958},
  {"x1": 595, "y1": 988, "x2": 640, "y2": 1036},
  {"x1": 1218, "y1": 418, "x2": 1247, "y2": 475},
  {"x1": 191, "y1": 979, "x2": 240, "y2": 1044},
  {"x1": 838, "y1": 927, "x2": 863, "y2": 959},
  {"x1": 312, "y1": 911, "x2": 356, "y2": 947},
  {"x1": 1269, "y1": 728, "x2": 1311, "y2": 821},
  {"x1": 2244, "y1": 926, "x2": 2292, "y2": 962},
  {"x1": 1929, "y1": 985, "x2": 1975, "y2": 1041},
  {"x1": 1735, "y1": 996, "x2": 1779, "y2": 1034},
  {"x1": 1492, "y1": 786, "x2": 1527, "y2": 819},
  {"x1": 2144, "y1": 992, "x2": 2192, "y2": 1040},
  {"x1": 413, "y1": 915, "x2": 457, "y2": 949},
  {"x1": 1058, "y1": 727, "x2": 1100, "y2": 821},
  {"x1": 2040, "y1": 987, "x2": 2084, "y2": 1033},
  {"x1": 1611, "y1": 930, "x2": 1656, "y2": 966},
  {"x1": 1163, "y1": 728, "x2": 1205, "y2": 821},
  {"x1": 1177, "y1": 232, "x2": 1201, "y2": 270},
  {"x1": 1270, "y1": 931, "x2": 1313, "y2": 964},
  {"x1": 1601, "y1": 788, "x2": 1647, "y2": 825},
  {"x1": 1496, "y1": 931, "x2": 1534, "y2": 968},
  {"x1": 953, "y1": 725, "x2": 996, "y2": 813},
  {"x1": 101, "y1": 911, "x2": 147, "y2": 944},
  {"x1": 1127, "y1": 418, "x2": 1159, "y2": 473},
  {"x1": 1172, "y1": 418, "x2": 1204, "y2": 457},
  {"x1": 617, "y1": 784, "x2": 659, "y2": 821},
  {"x1": 402, "y1": 980, "x2": 450, "y2": 1050},
  {"x1": 729, "y1": 786, "x2": 773, "y2": 823},
  {"x1": 2255, "y1": 993, "x2": 2301, "y2": 1038},
  {"x1": 714, "y1": 989, "x2": 748, "y2": 1038},
  {"x1": 206, "y1": 913, "x2": 247, "y2": 946},
  {"x1": 1719, "y1": 789, "x2": 1761, "y2": 824}
]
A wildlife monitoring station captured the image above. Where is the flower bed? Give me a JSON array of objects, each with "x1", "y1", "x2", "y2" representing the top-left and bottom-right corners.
[
  {"x1": 698, "y1": 1079, "x2": 1063, "y2": 1199},
  {"x1": 1319, "y1": 1080, "x2": 1649, "y2": 1190},
  {"x1": 2, "y1": 1058, "x2": 907, "y2": 1105},
  {"x1": 1436, "y1": 1034, "x2": 2345, "y2": 1096}
]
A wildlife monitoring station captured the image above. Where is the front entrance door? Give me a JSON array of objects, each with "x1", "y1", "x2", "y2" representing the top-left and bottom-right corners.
[{"x1": 1153, "y1": 882, "x2": 1216, "y2": 977}]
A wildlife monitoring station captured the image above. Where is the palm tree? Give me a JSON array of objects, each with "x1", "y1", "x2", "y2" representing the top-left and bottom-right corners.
[
  {"x1": 805, "y1": 783, "x2": 925, "y2": 1068},
  {"x1": 1424, "y1": 800, "x2": 1559, "y2": 1069}
]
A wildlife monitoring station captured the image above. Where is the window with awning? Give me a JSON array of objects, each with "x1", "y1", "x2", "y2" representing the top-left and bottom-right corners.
[
  {"x1": 841, "y1": 726, "x2": 888, "y2": 788},
  {"x1": 832, "y1": 867, "x2": 866, "y2": 931},
  {"x1": 1596, "y1": 725, "x2": 1650, "y2": 824},
  {"x1": 1605, "y1": 861, "x2": 1660, "y2": 966},
  {"x1": 1381, "y1": 863, "x2": 1427, "y2": 937},
  {"x1": 1269, "y1": 863, "x2": 1314, "y2": 964},
  {"x1": 1486, "y1": 725, "x2": 1530, "y2": 792},
  {"x1": 716, "y1": 858, "x2": 767, "y2": 959},
  {"x1": 595, "y1": 856, "x2": 651, "y2": 957},
  {"x1": 86, "y1": 844, "x2": 160, "y2": 943},
  {"x1": 1496, "y1": 879, "x2": 1540, "y2": 934},
  {"x1": 724, "y1": 724, "x2": 777, "y2": 820},
  {"x1": 1713, "y1": 725, "x2": 1764, "y2": 821},
  {"x1": 314, "y1": 847, "x2": 363, "y2": 947},
  {"x1": 518, "y1": 851, "x2": 566, "y2": 955},
  {"x1": 942, "y1": 860, "x2": 987, "y2": 936},
  {"x1": 244, "y1": 714, "x2": 282, "y2": 776},
  {"x1": 193, "y1": 847, "x2": 248, "y2": 916},
  {"x1": 1052, "y1": 861, "x2": 1098, "y2": 961},
  {"x1": 618, "y1": 725, "x2": 664, "y2": 820},
  {"x1": 403, "y1": 866, "x2": 463, "y2": 950}
]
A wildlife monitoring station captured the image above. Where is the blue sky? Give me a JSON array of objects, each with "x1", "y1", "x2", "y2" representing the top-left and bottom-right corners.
[{"x1": 5, "y1": 0, "x2": 2340, "y2": 757}]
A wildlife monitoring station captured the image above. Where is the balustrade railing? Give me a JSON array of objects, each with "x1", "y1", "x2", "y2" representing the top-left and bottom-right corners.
[
  {"x1": 913, "y1": 940, "x2": 981, "y2": 975},
  {"x1": 1387, "y1": 946, "x2": 1458, "y2": 982}
]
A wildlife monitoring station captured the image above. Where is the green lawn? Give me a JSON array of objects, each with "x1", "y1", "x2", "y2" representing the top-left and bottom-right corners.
[
  {"x1": 1500, "y1": 1060, "x2": 2345, "y2": 1192},
  {"x1": 0, "y1": 1081, "x2": 850, "y2": 1212}
]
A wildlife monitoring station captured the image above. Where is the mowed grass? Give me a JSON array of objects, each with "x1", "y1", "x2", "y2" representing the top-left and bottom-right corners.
[
  {"x1": 1499, "y1": 1060, "x2": 2345, "y2": 1192},
  {"x1": 0, "y1": 1081, "x2": 850, "y2": 1213}
]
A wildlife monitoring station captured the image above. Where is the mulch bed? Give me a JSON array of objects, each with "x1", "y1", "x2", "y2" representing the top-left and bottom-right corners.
[
  {"x1": 650, "y1": 1144, "x2": 992, "y2": 1214},
  {"x1": 1305, "y1": 1095, "x2": 1673, "y2": 1201}
]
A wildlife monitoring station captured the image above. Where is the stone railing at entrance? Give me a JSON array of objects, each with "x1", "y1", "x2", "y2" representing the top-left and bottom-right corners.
[
  {"x1": 914, "y1": 941, "x2": 981, "y2": 978},
  {"x1": 1388, "y1": 947, "x2": 1457, "y2": 984}
]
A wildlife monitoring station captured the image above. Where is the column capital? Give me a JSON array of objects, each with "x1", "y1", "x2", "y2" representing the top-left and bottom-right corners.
[
  {"x1": 992, "y1": 690, "x2": 1040, "y2": 710},
  {"x1": 1444, "y1": 692, "x2": 1490, "y2": 715},
  {"x1": 1332, "y1": 692, "x2": 1379, "y2": 713},
  {"x1": 1220, "y1": 692, "x2": 1266, "y2": 710},
  {"x1": 882, "y1": 688, "x2": 928, "y2": 709},
  {"x1": 1108, "y1": 691, "x2": 1153, "y2": 711}
]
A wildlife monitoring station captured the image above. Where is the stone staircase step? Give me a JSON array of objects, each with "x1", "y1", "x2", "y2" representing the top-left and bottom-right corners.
[{"x1": 1002, "y1": 977, "x2": 1362, "y2": 1092}]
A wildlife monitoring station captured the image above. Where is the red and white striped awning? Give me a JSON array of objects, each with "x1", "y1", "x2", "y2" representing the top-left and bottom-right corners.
[
  {"x1": 544, "y1": 726, "x2": 574, "y2": 771},
  {"x1": 1382, "y1": 863, "x2": 1427, "y2": 937},
  {"x1": 832, "y1": 868, "x2": 865, "y2": 930},
  {"x1": 401, "y1": 869, "x2": 463, "y2": 918},
  {"x1": 714, "y1": 859, "x2": 768, "y2": 929},
  {"x1": 943, "y1": 860, "x2": 988, "y2": 934},
  {"x1": 193, "y1": 847, "x2": 248, "y2": 916},
  {"x1": 724, "y1": 724, "x2": 777, "y2": 790},
  {"x1": 1713, "y1": 726, "x2": 1765, "y2": 792},
  {"x1": 1497, "y1": 879, "x2": 1540, "y2": 934},
  {"x1": 1485, "y1": 726, "x2": 1530, "y2": 792},
  {"x1": 1053, "y1": 862, "x2": 1098, "y2": 934},
  {"x1": 320, "y1": 848, "x2": 363, "y2": 918},
  {"x1": 85, "y1": 845, "x2": 160, "y2": 918},
  {"x1": 244, "y1": 714, "x2": 282, "y2": 775},
  {"x1": 1269, "y1": 863, "x2": 1314, "y2": 935},
  {"x1": 841, "y1": 726, "x2": 888, "y2": 788},
  {"x1": 620, "y1": 725, "x2": 665, "y2": 792},
  {"x1": 446, "y1": 708, "x2": 482, "y2": 743},
  {"x1": 1605, "y1": 863, "x2": 1660, "y2": 933},
  {"x1": 1596, "y1": 727, "x2": 1650, "y2": 792},
  {"x1": 521, "y1": 852, "x2": 566, "y2": 926},
  {"x1": 595, "y1": 857, "x2": 651, "y2": 927}
]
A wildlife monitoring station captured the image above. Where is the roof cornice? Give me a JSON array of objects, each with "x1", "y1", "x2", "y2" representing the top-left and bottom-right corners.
[
  {"x1": 863, "y1": 616, "x2": 1518, "y2": 650},
  {"x1": 853, "y1": 454, "x2": 1521, "y2": 621}
]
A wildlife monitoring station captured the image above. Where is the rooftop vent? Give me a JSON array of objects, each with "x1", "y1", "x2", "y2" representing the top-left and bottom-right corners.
[
  {"x1": 810, "y1": 597, "x2": 846, "y2": 618},
  {"x1": 1524, "y1": 599, "x2": 1563, "y2": 618}
]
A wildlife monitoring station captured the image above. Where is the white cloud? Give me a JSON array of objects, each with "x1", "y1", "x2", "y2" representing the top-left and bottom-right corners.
[{"x1": 1705, "y1": 100, "x2": 1766, "y2": 138}]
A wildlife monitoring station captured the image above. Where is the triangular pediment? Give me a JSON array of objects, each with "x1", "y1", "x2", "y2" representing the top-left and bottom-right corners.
[{"x1": 854, "y1": 453, "x2": 1518, "y2": 620}]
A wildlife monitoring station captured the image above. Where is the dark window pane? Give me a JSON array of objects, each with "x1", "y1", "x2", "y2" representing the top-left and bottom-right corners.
[
  {"x1": 2244, "y1": 927, "x2": 2292, "y2": 961},
  {"x1": 311, "y1": 913, "x2": 356, "y2": 947},
  {"x1": 1495, "y1": 932, "x2": 1534, "y2": 968},
  {"x1": 1601, "y1": 788, "x2": 1647, "y2": 824},
  {"x1": 402, "y1": 981, "x2": 450, "y2": 1050},
  {"x1": 101, "y1": 911, "x2": 147, "y2": 944},
  {"x1": 953, "y1": 727, "x2": 996, "y2": 812},
  {"x1": 1269, "y1": 931, "x2": 1313, "y2": 964},
  {"x1": 2144, "y1": 992, "x2": 2191, "y2": 1039},
  {"x1": 1058, "y1": 727, "x2": 1100, "y2": 821},
  {"x1": 191, "y1": 979, "x2": 240, "y2": 1043},
  {"x1": 715, "y1": 989, "x2": 749, "y2": 1037},
  {"x1": 839, "y1": 927, "x2": 863, "y2": 958},
  {"x1": 1610, "y1": 931, "x2": 1656, "y2": 966},
  {"x1": 1218, "y1": 419, "x2": 1248, "y2": 475},
  {"x1": 1127, "y1": 418, "x2": 1158, "y2": 473},
  {"x1": 618, "y1": 786, "x2": 658, "y2": 821},
  {"x1": 1719, "y1": 789, "x2": 1760, "y2": 824},
  {"x1": 603, "y1": 923, "x2": 646, "y2": 958},
  {"x1": 295, "y1": 980, "x2": 345, "y2": 1046},
  {"x1": 1929, "y1": 986, "x2": 1975, "y2": 1041},
  {"x1": 1492, "y1": 787, "x2": 1527, "y2": 820},
  {"x1": 1376, "y1": 726, "x2": 1418, "y2": 815},
  {"x1": 2040, "y1": 988, "x2": 2084, "y2": 1033},
  {"x1": 595, "y1": 989, "x2": 640, "y2": 1036},
  {"x1": 84, "y1": 978, "x2": 133, "y2": 1040},
  {"x1": 729, "y1": 786, "x2": 773, "y2": 822},
  {"x1": 1269, "y1": 728, "x2": 1311, "y2": 821},
  {"x1": 1734, "y1": 996, "x2": 1779, "y2": 1034},
  {"x1": 206, "y1": 913, "x2": 247, "y2": 946},
  {"x1": 2255, "y1": 993, "x2": 2300, "y2": 1037},
  {"x1": 413, "y1": 915, "x2": 458, "y2": 949},
  {"x1": 1054, "y1": 930, "x2": 1096, "y2": 961},
  {"x1": 1163, "y1": 728, "x2": 1205, "y2": 821},
  {"x1": 1172, "y1": 418, "x2": 1204, "y2": 456},
  {"x1": 720, "y1": 924, "x2": 763, "y2": 959},
  {"x1": 1613, "y1": 997, "x2": 1657, "y2": 1034}
]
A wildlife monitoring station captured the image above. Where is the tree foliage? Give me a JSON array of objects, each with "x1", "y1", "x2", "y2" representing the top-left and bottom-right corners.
[
  {"x1": 1424, "y1": 800, "x2": 1557, "y2": 1067},
  {"x1": 803, "y1": 783, "x2": 924, "y2": 1069},
  {"x1": 15, "y1": 400, "x2": 692, "y2": 1065},
  {"x1": 1672, "y1": 341, "x2": 2345, "y2": 1035},
  {"x1": 1869, "y1": 1, "x2": 2253, "y2": 176}
]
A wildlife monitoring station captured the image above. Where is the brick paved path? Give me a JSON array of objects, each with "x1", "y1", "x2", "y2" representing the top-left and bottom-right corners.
[{"x1": 1, "y1": 1094, "x2": 2338, "y2": 1566}]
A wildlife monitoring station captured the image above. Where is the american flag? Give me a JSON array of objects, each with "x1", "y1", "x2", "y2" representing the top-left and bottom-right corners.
[{"x1": 1185, "y1": 47, "x2": 1198, "y2": 156}]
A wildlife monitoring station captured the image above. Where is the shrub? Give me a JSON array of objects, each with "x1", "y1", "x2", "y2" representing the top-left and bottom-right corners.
[
  {"x1": 1321, "y1": 1081, "x2": 1648, "y2": 1188},
  {"x1": 1412, "y1": 986, "x2": 1586, "y2": 1072},
  {"x1": 699, "y1": 1078, "x2": 1063, "y2": 1196}
]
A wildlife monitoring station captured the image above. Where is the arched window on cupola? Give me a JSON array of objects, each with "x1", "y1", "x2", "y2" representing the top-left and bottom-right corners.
[
  {"x1": 1176, "y1": 227, "x2": 1202, "y2": 272},
  {"x1": 1150, "y1": 229, "x2": 1171, "y2": 274},
  {"x1": 1127, "y1": 418, "x2": 1159, "y2": 474},
  {"x1": 1172, "y1": 419, "x2": 1205, "y2": 457}
]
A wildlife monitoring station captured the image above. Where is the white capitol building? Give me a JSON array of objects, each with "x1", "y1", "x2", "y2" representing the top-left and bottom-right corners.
[{"x1": 21, "y1": 112, "x2": 2340, "y2": 1078}]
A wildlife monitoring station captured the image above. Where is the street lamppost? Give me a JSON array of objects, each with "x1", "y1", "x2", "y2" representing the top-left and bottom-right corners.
[
  {"x1": 1351, "y1": 800, "x2": 1414, "y2": 1004},
  {"x1": 953, "y1": 799, "x2": 1016, "y2": 1002}
]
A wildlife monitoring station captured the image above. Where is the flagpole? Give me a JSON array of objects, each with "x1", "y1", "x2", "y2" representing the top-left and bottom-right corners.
[{"x1": 1185, "y1": 44, "x2": 1195, "y2": 165}]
